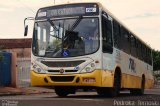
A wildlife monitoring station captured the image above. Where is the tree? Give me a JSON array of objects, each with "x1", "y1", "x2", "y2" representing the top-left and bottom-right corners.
[
  {"x1": 0, "y1": 53, "x2": 2, "y2": 61},
  {"x1": 0, "y1": 45, "x2": 5, "y2": 61},
  {"x1": 152, "y1": 49, "x2": 160, "y2": 71}
]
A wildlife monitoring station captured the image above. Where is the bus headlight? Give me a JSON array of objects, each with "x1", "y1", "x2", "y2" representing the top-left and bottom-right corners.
[
  {"x1": 85, "y1": 67, "x2": 91, "y2": 72},
  {"x1": 32, "y1": 64, "x2": 46, "y2": 74},
  {"x1": 80, "y1": 63, "x2": 96, "y2": 73}
]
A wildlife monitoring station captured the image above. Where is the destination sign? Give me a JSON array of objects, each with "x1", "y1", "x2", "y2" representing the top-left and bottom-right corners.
[
  {"x1": 36, "y1": 3, "x2": 99, "y2": 20},
  {"x1": 47, "y1": 7, "x2": 86, "y2": 17}
]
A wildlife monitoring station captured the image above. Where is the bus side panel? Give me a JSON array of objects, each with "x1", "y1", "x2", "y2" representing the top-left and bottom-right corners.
[
  {"x1": 101, "y1": 70, "x2": 114, "y2": 87},
  {"x1": 102, "y1": 51, "x2": 115, "y2": 87},
  {"x1": 145, "y1": 79, "x2": 154, "y2": 89},
  {"x1": 121, "y1": 73, "x2": 141, "y2": 88},
  {"x1": 120, "y1": 50, "x2": 142, "y2": 88},
  {"x1": 121, "y1": 74, "x2": 154, "y2": 89},
  {"x1": 112, "y1": 49, "x2": 141, "y2": 89},
  {"x1": 116, "y1": 49, "x2": 154, "y2": 89}
]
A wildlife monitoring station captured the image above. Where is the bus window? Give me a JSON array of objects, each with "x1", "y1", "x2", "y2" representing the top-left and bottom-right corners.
[
  {"x1": 144, "y1": 46, "x2": 147, "y2": 63},
  {"x1": 102, "y1": 14, "x2": 113, "y2": 53},
  {"x1": 137, "y1": 41, "x2": 142, "y2": 60},
  {"x1": 113, "y1": 20, "x2": 121, "y2": 49},
  {"x1": 149, "y1": 49, "x2": 152, "y2": 65},
  {"x1": 120, "y1": 26, "x2": 131, "y2": 54},
  {"x1": 141, "y1": 44, "x2": 145, "y2": 61},
  {"x1": 131, "y1": 35, "x2": 137, "y2": 57}
]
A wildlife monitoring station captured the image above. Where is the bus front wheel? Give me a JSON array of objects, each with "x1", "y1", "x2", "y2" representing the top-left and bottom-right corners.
[
  {"x1": 54, "y1": 86, "x2": 69, "y2": 97},
  {"x1": 108, "y1": 72, "x2": 121, "y2": 97},
  {"x1": 97, "y1": 72, "x2": 121, "y2": 97}
]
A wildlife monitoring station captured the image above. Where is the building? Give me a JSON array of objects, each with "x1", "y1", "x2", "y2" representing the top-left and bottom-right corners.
[{"x1": 0, "y1": 38, "x2": 32, "y2": 58}]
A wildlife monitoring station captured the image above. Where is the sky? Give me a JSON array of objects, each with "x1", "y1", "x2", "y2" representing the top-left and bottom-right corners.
[{"x1": 0, "y1": 0, "x2": 160, "y2": 50}]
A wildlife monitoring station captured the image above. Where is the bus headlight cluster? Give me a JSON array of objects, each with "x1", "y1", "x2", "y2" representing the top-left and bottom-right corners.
[
  {"x1": 81, "y1": 63, "x2": 96, "y2": 73},
  {"x1": 85, "y1": 67, "x2": 91, "y2": 72},
  {"x1": 90, "y1": 63, "x2": 95, "y2": 67},
  {"x1": 32, "y1": 64, "x2": 46, "y2": 74}
]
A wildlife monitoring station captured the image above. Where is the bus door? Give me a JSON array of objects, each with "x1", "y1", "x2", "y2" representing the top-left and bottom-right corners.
[{"x1": 102, "y1": 12, "x2": 113, "y2": 70}]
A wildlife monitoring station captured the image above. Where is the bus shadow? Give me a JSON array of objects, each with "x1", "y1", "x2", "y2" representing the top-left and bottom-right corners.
[{"x1": 46, "y1": 92, "x2": 158, "y2": 99}]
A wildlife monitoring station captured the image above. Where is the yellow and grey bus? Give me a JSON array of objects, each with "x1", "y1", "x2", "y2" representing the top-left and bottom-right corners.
[{"x1": 24, "y1": 2, "x2": 154, "y2": 97}]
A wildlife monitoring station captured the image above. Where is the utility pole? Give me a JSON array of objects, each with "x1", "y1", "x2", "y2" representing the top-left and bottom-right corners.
[{"x1": 54, "y1": 0, "x2": 55, "y2": 4}]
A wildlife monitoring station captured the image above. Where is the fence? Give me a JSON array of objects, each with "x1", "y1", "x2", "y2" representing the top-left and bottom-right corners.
[
  {"x1": 0, "y1": 52, "x2": 11, "y2": 86},
  {"x1": 16, "y1": 58, "x2": 31, "y2": 87}
]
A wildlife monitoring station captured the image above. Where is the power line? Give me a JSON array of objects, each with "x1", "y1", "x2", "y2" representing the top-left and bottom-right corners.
[
  {"x1": 40, "y1": 0, "x2": 54, "y2": 6},
  {"x1": 16, "y1": 0, "x2": 36, "y2": 14}
]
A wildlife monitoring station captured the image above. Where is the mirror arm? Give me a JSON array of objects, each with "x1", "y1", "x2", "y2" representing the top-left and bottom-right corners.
[
  {"x1": 24, "y1": 17, "x2": 34, "y2": 36},
  {"x1": 24, "y1": 17, "x2": 34, "y2": 28}
]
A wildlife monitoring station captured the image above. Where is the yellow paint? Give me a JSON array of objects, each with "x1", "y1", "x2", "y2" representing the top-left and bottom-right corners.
[
  {"x1": 30, "y1": 70, "x2": 102, "y2": 87},
  {"x1": 145, "y1": 79, "x2": 154, "y2": 89},
  {"x1": 121, "y1": 73, "x2": 141, "y2": 88},
  {"x1": 121, "y1": 73, "x2": 154, "y2": 89},
  {"x1": 101, "y1": 70, "x2": 114, "y2": 87},
  {"x1": 30, "y1": 69, "x2": 154, "y2": 89}
]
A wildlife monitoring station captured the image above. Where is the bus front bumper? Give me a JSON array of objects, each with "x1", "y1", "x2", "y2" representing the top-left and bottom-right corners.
[{"x1": 30, "y1": 70, "x2": 102, "y2": 87}]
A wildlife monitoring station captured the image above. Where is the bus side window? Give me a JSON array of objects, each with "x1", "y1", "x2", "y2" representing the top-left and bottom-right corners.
[
  {"x1": 120, "y1": 27, "x2": 131, "y2": 54},
  {"x1": 131, "y1": 35, "x2": 137, "y2": 57},
  {"x1": 149, "y1": 49, "x2": 152, "y2": 65},
  {"x1": 113, "y1": 20, "x2": 121, "y2": 49},
  {"x1": 102, "y1": 14, "x2": 113, "y2": 53},
  {"x1": 137, "y1": 41, "x2": 142, "y2": 60},
  {"x1": 144, "y1": 46, "x2": 147, "y2": 63}
]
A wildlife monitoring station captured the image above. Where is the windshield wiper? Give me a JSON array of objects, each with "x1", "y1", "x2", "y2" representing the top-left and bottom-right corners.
[
  {"x1": 47, "y1": 18, "x2": 58, "y2": 31},
  {"x1": 47, "y1": 18, "x2": 62, "y2": 40},
  {"x1": 69, "y1": 16, "x2": 83, "y2": 31}
]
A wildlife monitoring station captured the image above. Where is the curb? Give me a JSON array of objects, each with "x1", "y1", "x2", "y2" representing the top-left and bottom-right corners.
[
  {"x1": 0, "y1": 87, "x2": 55, "y2": 96},
  {"x1": 0, "y1": 91, "x2": 54, "y2": 96},
  {"x1": 0, "y1": 92, "x2": 23, "y2": 96}
]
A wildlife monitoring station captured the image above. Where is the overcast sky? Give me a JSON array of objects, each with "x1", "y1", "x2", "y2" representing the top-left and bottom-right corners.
[{"x1": 0, "y1": 0, "x2": 160, "y2": 50}]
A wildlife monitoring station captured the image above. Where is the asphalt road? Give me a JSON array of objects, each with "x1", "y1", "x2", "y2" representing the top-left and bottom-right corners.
[{"x1": 0, "y1": 89, "x2": 160, "y2": 106}]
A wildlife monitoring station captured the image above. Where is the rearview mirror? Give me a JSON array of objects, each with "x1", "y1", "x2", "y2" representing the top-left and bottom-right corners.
[
  {"x1": 24, "y1": 17, "x2": 34, "y2": 37},
  {"x1": 24, "y1": 25, "x2": 28, "y2": 36}
]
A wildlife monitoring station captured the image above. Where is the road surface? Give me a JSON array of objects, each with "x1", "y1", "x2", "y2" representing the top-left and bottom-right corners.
[{"x1": 0, "y1": 89, "x2": 160, "y2": 106}]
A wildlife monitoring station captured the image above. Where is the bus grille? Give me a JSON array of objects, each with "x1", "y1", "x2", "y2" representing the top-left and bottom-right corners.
[
  {"x1": 48, "y1": 70, "x2": 78, "y2": 73},
  {"x1": 50, "y1": 76, "x2": 75, "y2": 82},
  {"x1": 41, "y1": 60, "x2": 85, "y2": 67}
]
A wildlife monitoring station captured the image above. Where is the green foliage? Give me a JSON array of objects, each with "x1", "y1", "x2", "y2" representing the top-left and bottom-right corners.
[
  {"x1": 155, "y1": 74, "x2": 160, "y2": 78},
  {"x1": 157, "y1": 77, "x2": 160, "y2": 80},
  {"x1": 153, "y1": 49, "x2": 160, "y2": 71},
  {"x1": 48, "y1": 39, "x2": 61, "y2": 49},
  {"x1": 0, "y1": 53, "x2": 3, "y2": 61},
  {"x1": 53, "y1": 39, "x2": 61, "y2": 48},
  {"x1": 0, "y1": 45, "x2": 5, "y2": 50},
  {"x1": 0, "y1": 45, "x2": 5, "y2": 61}
]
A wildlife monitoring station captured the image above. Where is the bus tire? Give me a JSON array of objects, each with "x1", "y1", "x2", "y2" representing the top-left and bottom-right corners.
[
  {"x1": 96, "y1": 87, "x2": 109, "y2": 96},
  {"x1": 97, "y1": 72, "x2": 121, "y2": 97},
  {"x1": 54, "y1": 86, "x2": 69, "y2": 97},
  {"x1": 130, "y1": 76, "x2": 145, "y2": 95},
  {"x1": 108, "y1": 72, "x2": 121, "y2": 97}
]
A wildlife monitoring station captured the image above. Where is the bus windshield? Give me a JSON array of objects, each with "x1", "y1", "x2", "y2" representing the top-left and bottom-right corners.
[{"x1": 32, "y1": 17, "x2": 99, "y2": 58}]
